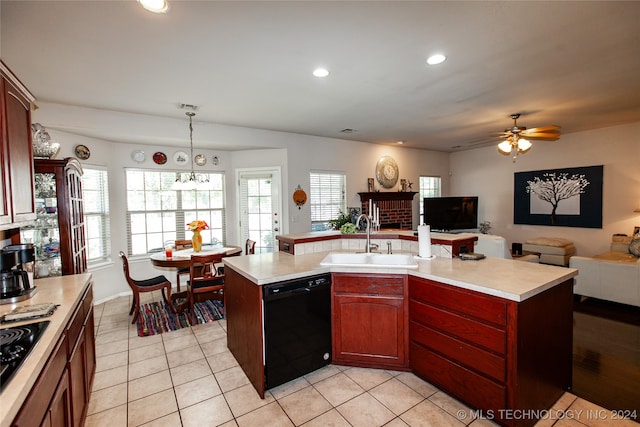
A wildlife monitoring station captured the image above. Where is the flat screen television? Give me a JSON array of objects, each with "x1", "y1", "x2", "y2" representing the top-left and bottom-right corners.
[{"x1": 423, "y1": 196, "x2": 478, "y2": 231}]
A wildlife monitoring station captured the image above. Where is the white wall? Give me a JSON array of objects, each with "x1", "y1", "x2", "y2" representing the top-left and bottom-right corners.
[
  {"x1": 33, "y1": 103, "x2": 640, "y2": 301},
  {"x1": 449, "y1": 122, "x2": 640, "y2": 256},
  {"x1": 33, "y1": 104, "x2": 448, "y2": 301}
]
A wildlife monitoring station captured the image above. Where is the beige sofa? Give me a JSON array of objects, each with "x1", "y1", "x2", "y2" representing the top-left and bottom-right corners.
[{"x1": 569, "y1": 237, "x2": 640, "y2": 307}]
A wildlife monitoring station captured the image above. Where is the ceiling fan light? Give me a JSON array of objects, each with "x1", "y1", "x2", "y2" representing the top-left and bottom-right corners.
[
  {"x1": 517, "y1": 138, "x2": 532, "y2": 152},
  {"x1": 498, "y1": 140, "x2": 513, "y2": 154},
  {"x1": 139, "y1": 0, "x2": 169, "y2": 13}
]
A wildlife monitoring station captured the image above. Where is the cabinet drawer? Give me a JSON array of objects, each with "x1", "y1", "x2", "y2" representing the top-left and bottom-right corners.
[
  {"x1": 410, "y1": 299, "x2": 506, "y2": 355},
  {"x1": 410, "y1": 321, "x2": 505, "y2": 383},
  {"x1": 411, "y1": 342, "x2": 506, "y2": 413},
  {"x1": 333, "y1": 273, "x2": 405, "y2": 295},
  {"x1": 409, "y1": 277, "x2": 507, "y2": 326}
]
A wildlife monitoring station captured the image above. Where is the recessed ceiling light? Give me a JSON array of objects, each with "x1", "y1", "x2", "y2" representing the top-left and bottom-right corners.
[
  {"x1": 427, "y1": 54, "x2": 446, "y2": 65},
  {"x1": 313, "y1": 68, "x2": 330, "y2": 78},
  {"x1": 396, "y1": 140, "x2": 405, "y2": 145},
  {"x1": 138, "y1": 0, "x2": 169, "y2": 13}
]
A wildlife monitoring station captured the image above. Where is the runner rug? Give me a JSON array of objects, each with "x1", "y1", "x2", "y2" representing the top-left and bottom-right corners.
[{"x1": 136, "y1": 299, "x2": 224, "y2": 337}]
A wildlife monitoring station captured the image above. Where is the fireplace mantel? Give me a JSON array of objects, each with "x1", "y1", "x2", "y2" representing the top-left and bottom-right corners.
[{"x1": 358, "y1": 192, "x2": 418, "y2": 202}]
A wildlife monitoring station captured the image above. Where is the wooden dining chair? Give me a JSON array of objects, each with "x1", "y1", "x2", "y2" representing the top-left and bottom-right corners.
[
  {"x1": 119, "y1": 251, "x2": 176, "y2": 324},
  {"x1": 246, "y1": 239, "x2": 256, "y2": 255},
  {"x1": 174, "y1": 239, "x2": 192, "y2": 292},
  {"x1": 188, "y1": 253, "x2": 225, "y2": 312}
]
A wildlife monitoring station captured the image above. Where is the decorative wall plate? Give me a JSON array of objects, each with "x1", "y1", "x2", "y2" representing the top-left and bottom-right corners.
[
  {"x1": 194, "y1": 154, "x2": 207, "y2": 166},
  {"x1": 131, "y1": 150, "x2": 146, "y2": 163},
  {"x1": 74, "y1": 144, "x2": 90, "y2": 160},
  {"x1": 173, "y1": 151, "x2": 189, "y2": 165},
  {"x1": 292, "y1": 185, "x2": 307, "y2": 209},
  {"x1": 153, "y1": 152, "x2": 167, "y2": 165},
  {"x1": 375, "y1": 156, "x2": 399, "y2": 189}
]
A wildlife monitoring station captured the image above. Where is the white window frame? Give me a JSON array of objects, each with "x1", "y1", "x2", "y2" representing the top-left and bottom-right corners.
[
  {"x1": 125, "y1": 169, "x2": 226, "y2": 257},
  {"x1": 419, "y1": 176, "x2": 442, "y2": 225},
  {"x1": 82, "y1": 166, "x2": 111, "y2": 266},
  {"x1": 310, "y1": 171, "x2": 346, "y2": 231}
]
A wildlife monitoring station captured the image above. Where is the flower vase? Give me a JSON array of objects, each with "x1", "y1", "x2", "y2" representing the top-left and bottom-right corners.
[{"x1": 192, "y1": 230, "x2": 202, "y2": 252}]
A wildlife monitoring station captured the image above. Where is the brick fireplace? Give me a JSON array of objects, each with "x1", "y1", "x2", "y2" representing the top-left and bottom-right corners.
[{"x1": 358, "y1": 192, "x2": 418, "y2": 230}]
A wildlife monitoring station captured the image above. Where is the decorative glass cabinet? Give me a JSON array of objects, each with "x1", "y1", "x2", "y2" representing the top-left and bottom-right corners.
[{"x1": 21, "y1": 158, "x2": 87, "y2": 278}]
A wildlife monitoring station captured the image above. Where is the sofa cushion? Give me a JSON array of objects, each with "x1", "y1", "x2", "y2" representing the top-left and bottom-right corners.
[
  {"x1": 525, "y1": 237, "x2": 573, "y2": 247},
  {"x1": 523, "y1": 243, "x2": 576, "y2": 256},
  {"x1": 593, "y1": 251, "x2": 639, "y2": 263},
  {"x1": 629, "y1": 233, "x2": 640, "y2": 257}
]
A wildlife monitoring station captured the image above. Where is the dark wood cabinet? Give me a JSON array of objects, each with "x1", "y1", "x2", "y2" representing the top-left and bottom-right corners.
[
  {"x1": 332, "y1": 273, "x2": 409, "y2": 369},
  {"x1": 409, "y1": 276, "x2": 573, "y2": 427},
  {"x1": 21, "y1": 158, "x2": 86, "y2": 277},
  {"x1": 12, "y1": 283, "x2": 95, "y2": 427},
  {"x1": 46, "y1": 369, "x2": 72, "y2": 427},
  {"x1": 12, "y1": 334, "x2": 70, "y2": 427},
  {"x1": 0, "y1": 61, "x2": 36, "y2": 229}
]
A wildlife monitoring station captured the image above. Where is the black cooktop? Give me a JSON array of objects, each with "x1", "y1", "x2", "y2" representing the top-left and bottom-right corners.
[{"x1": 0, "y1": 320, "x2": 49, "y2": 392}]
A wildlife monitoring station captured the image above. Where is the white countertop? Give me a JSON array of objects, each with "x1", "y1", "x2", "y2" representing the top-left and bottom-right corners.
[
  {"x1": 223, "y1": 251, "x2": 577, "y2": 302},
  {"x1": 0, "y1": 273, "x2": 93, "y2": 426}
]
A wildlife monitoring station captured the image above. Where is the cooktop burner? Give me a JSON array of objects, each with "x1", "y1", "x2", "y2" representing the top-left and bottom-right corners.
[{"x1": 0, "y1": 320, "x2": 49, "y2": 392}]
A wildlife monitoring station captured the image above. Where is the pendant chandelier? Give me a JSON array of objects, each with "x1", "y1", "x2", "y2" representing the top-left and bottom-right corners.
[{"x1": 173, "y1": 112, "x2": 209, "y2": 190}]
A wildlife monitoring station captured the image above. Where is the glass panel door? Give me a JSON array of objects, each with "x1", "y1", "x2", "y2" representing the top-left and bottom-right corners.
[{"x1": 238, "y1": 169, "x2": 281, "y2": 254}]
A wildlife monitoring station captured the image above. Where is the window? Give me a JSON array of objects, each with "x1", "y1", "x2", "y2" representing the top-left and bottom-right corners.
[
  {"x1": 419, "y1": 176, "x2": 441, "y2": 225},
  {"x1": 310, "y1": 171, "x2": 346, "y2": 231},
  {"x1": 125, "y1": 170, "x2": 225, "y2": 256},
  {"x1": 82, "y1": 167, "x2": 111, "y2": 265}
]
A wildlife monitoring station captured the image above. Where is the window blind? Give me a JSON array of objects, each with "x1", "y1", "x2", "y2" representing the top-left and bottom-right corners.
[
  {"x1": 310, "y1": 172, "x2": 346, "y2": 230},
  {"x1": 82, "y1": 167, "x2": 111, "y2": 265}
]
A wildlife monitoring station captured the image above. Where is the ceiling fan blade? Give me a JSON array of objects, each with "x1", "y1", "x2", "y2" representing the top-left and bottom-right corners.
[
  {"x1": 525, "y1": 125, "x2": 560, "y2": 133},
  {"x1": 526, "y1": 135, "x2": 561, "y2": 141},
  {"x1": 522, "y1": 130, "x2": 560, "y2": 137}
]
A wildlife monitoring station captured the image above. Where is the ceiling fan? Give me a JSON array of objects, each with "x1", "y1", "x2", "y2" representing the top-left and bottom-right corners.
[{"x1": 495, "y1": 113, "x2": 560, "y2": 161}]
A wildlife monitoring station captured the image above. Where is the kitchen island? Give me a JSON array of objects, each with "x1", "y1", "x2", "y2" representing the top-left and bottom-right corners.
[
  {"x1": 0, "y1": 273, "x2": 94, "y2": 427},
  {"x1": 224, "y1": 249, "x2": 577, "y2": 427}
]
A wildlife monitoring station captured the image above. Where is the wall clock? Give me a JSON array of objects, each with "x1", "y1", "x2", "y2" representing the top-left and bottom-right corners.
[{"x1": 375, "y1": 156, "x2": 399, "y2": 189}]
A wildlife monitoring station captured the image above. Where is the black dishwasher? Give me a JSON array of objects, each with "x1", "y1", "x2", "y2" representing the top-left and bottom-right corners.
[{"x1": 263, "y1": 273, "x2": 332, "y2": 389}]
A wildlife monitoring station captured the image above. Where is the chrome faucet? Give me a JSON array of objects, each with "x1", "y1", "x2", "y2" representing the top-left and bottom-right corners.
[{"x1": 356, "y1": 214, "x2": 378, "y2": 253}]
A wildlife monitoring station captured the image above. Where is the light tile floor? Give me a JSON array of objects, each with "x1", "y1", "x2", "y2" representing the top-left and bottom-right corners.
[{"x1": 85, "y1": 292, "x2": 637, "y2": 427}]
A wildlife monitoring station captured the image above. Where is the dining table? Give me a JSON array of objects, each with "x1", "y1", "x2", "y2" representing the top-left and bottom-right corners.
[
  {"x1": 149, "y1": 244, "x2": 242, "y2": 313},
  {"x1": 149, "y1": 244, "x2": 243, "y2": 269}
]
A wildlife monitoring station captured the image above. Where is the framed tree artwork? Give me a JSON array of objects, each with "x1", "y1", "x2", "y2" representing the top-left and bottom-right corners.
[{"x1": 514, "y1": 165, "x2": 603, "y2": 228}]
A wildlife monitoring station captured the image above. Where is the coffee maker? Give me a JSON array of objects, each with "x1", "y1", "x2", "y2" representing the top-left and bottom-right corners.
[{"x1": 1, "y1": 244, "x2": 37, "y2": 304}]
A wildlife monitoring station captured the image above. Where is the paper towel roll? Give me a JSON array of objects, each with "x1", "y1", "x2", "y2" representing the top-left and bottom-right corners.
[{"x1": 418, "y1": 224, "x2": 432, "y2": 258}]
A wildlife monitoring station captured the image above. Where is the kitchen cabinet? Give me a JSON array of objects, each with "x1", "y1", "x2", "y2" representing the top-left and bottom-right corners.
[
  {"x1": 67, "y1": 285, "x2": 94, "y2": 427},
  {"x1": 0, "y1": 61, "x2": 37, "y2": 230},
  {"x1": 332, "y1": 273, "x2": 408, "y2": 369},
  {"x1": 21, "y1": 158, "x2": 86, "y2": 278},
  {"x1": 12, "y1": 334, "x2": 71, "y2": 427},
  {"x1": 11, "y1": 282, "x2": 95, "y2": 427},
  {"x1": 409, "y1": 276, "x2": 573, "y2": 427}
]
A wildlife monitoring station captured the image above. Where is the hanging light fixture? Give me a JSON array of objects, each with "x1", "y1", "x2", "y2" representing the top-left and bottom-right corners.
[
  {"x1": 173, "y1": 112, "x2": 209, "y2": 190},
  {"x1": 497, "y1": 135, "x2": 533, "y2": 162}
]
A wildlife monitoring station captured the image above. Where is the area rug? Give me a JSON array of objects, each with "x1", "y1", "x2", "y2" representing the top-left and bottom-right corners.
[{"x1": 136, "y1": 299, "x2": 224, "y2": 337}]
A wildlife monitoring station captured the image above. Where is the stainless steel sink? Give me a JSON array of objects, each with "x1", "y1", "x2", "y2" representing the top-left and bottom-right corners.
[{"x1": 320, "y1": 252, "x2": 418, "y2": 269}]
